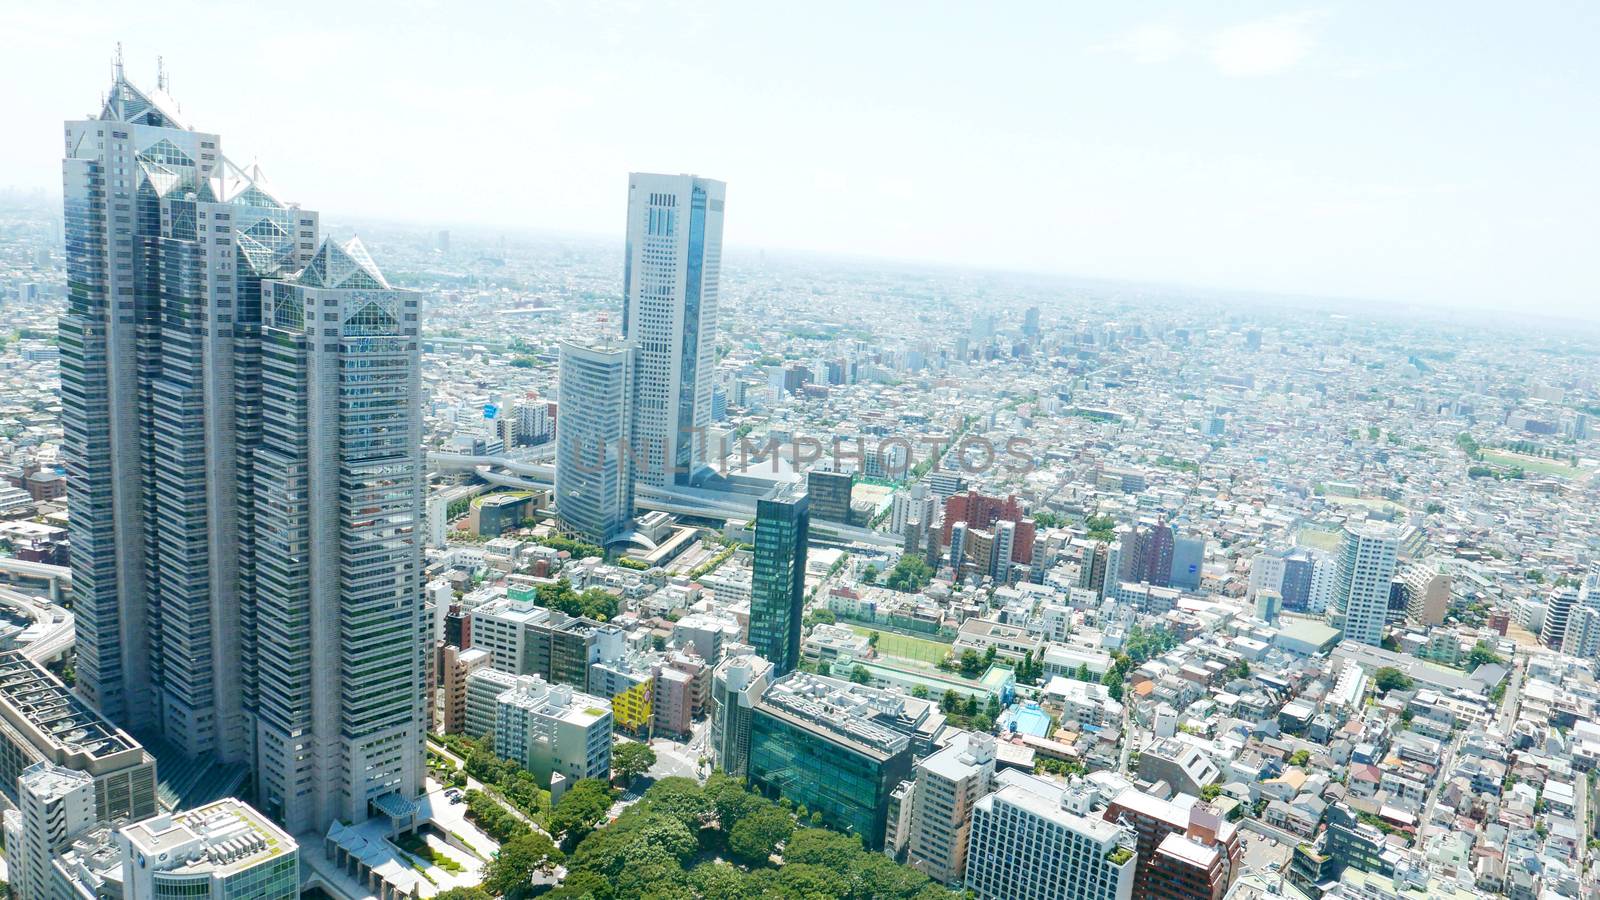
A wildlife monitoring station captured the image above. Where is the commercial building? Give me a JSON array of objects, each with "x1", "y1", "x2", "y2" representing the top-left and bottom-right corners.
[
  {"x1": 965, "y1": 774, "x2": 1139, "y2": 900},
  {"x1": 254, "y1": 235, "x2": 427, "y2": 834},
  {"x1": 806, "y1": 469, "x2": 855, "y2": 526},
  {"x1": 747, "y1": 673, "x2": 921, "y2": 848},
  {"x1": 906, "y1": 731, "x2": 996, "y2": 885},
  {"x1": 117, "y1": 798, "x2": 299, "y2": 900},
  {"x1": 710, "y1": 651, "x2": 774, "y2": 779},
  {"x1": 0, "y1": 650, "x2": 158, "y2": 823},
  {"x1": 750, "y1": 482, "x2": 809, "y2": 675},
  {"x1": 492, "y1": 675, "x2": 614, "y2": 788},
  {"x1": 555, "y1": 340, "x2": 637, "y2": 544},
  {"x1": 621, "y1": 173, "x2": 726, "y2": 487},
  {"x1": 1329, "y1": 523, "x2": 1401, "y2": 647},
  {"x1": 60, "y1": 68, "x2": 320, "y2": 764}
]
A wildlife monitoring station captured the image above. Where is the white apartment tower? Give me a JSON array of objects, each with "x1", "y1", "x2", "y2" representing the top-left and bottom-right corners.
[
  {"x1": 1329, "y1": 523, "x2": 1401, "y2": 647},
  {"x1": 9, "y1": 763, "x2": 97, "y2": 900},
  {"x1": 621, "y1": 173, "x2": 725, "y2": 486},
  {"x1": 253, "y1": 237, "x2": 426, "y2": 833}
]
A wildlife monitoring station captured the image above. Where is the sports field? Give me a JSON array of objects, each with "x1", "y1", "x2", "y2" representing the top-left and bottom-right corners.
[
  {"x1": 1479, "y1": 450, "x2": 1580, "y2": 479},
  {"x1": 846, "y1": 625, "x2": 951, "y2": 665}
]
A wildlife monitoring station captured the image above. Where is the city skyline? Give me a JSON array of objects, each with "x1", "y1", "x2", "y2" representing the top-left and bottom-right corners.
[{"x1": 2, "y1": 2, "x2": 1597, "y2": 320}]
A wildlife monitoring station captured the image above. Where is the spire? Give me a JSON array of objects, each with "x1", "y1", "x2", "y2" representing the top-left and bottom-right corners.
[
  {"x1": 157, "y1": 55, "x2": 166, "y2": 91},
  {"x1": 114, "y1": 42, "x2": 124, "y2": 81}
]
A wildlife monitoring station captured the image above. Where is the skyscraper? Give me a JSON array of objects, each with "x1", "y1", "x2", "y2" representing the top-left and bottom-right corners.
[
  {"x1": 61, "y1": 68, "x2": 319, "y2": 760},
  {"x1": 556, "y1": 340, "x2": 638, "y2": 544},
  {"x1": 254, "y1": 237, "x2": 426, "y2": 833},
  {"x1": 622, "y1": 173, "x2": 725, "y2": 486},
  {"x1": 1329, "y1": 523, "x2": 1401, "y2": 647},
  {"x1": 750, "y1": 482, "x2": 808, "y2": 675}
]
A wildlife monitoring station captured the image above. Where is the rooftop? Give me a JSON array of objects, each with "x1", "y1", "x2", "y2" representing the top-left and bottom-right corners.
[
  {"x1": 120, "y1": 798, "x2": 295, "y2": 878},
  {"x1": 0, "y1": 650, "x2": 141, "y2": 762}
]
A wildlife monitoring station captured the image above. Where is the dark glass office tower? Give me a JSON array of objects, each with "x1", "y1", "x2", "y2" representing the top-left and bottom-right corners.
[{"x1": 750, "y1": 483, "x2": 808, "y2": 675}]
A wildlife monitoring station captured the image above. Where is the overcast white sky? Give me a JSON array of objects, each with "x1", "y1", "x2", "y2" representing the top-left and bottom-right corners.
[{"x1": 3, "y1": 1, "x2": 1596, "y2": 317}]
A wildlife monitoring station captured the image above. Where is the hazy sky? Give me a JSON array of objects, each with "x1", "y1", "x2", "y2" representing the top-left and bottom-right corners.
[{"x1": 4, "y1": 1, "x2": 1596, "y2": 317}]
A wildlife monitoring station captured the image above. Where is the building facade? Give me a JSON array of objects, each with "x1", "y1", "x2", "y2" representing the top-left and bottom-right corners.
[
  {"x1": 621, "y1": 173, "x2": 725, "y2": 486},
  {"x1": 750, "y1": 483, "x2": 809, "y2": 675},
  {"x1": 253, "y1": 237, "x2": 426, "y2": 833},
  {"x1": 61, "y1": 71, "x2": 319, "y2": 763},
  {"x1": 965, "y1": 777, "x2": 1138, "y2": 900},
  {"x1": 555, "y1": 340, "x2": 637, "y2": 544},
  {"x1": 1330, "y1": 523, "x2": 1401, "y2": 647}
]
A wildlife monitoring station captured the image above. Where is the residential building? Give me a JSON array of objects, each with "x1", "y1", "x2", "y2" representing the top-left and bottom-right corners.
[
  {"x1": 555, "y1": 340, "x2": 637, "y2": 544},
  {"x1": 711, "y1": 651, "x2": 773, "y2": 779},
  {"x1": 492, "y1": 674, "x2": 613, "y2": 788},
  {"x1": 1104, "y1": 789, "x2": 1242, "y2": 900},
  {"x1": 750, "y1": 482, "x2": 808, "y2": 675},
  {"x1": 965, "y1": 775, "x2": 1138, "y2": 900},
  {"x1": 906, "y1": 731, "x2": 996, "y2": 885},
  {"x1": 464, "y1": 667, "x2": 520, "y2": 740},
  {"x1": 621, "y1": 173, "x2": 725, "y2": 487},
  {"x1": 1329, "y1": 523, "x2": 1401, "y2": 647},
  {"x1": 434, "y1": 646, "x2": 491, "y2": 735}
]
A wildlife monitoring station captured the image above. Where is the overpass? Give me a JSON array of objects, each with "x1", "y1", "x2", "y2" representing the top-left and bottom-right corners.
[
  {"x1": 428, "y1": 451, "x2": 902, "y2": 551},
  {"x1": 0, "y1": 586, "x2": 74, "y2": 664},
  {"x1": 0, "y1": 557, "x2": 70, "y2": 602}
]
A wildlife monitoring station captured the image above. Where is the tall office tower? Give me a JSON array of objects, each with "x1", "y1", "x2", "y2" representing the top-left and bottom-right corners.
[
  {"x1": 965, "y1": 775, "x2": 1138, "y2": 900},
  {"x1": 806, "y1": 469, "x2": 855, "y2": 526},
  {"x1": 1022, "y1": 305, "x2": 1041, "y2": 337},
  {"x1": 1329, "y1": 523, "x2": 1401, "y2": 647},
  {"x1": 906, "y1": 731, "x2": 996, "y2": 884},
  {"x1": 254, "y1": 238, "x2": 425, "y2": 833},
  {"x1": 1280, "y1": 551, "x2": 1315, "y2": 611},
  {"x1": 61, "y1": 68, "x2": 319, "y2": 759},
  {"x1": 1541, "y1": 583, "x2": 1580, "y2": 650},
  {"x1": 8, "y1": 763, "x2": 97, "y2": 900},
  {"x1": 556, "y1": 340, "x2": 638, "y2": 544},
  {"x1": 621, "y1": 173, "x2": 726, "y2": 487},
  {"x1": 750, "y1": 483, "x2": 809, "y2": 675}
]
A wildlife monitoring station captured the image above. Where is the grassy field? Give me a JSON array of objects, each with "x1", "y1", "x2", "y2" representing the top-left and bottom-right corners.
[
  {"x1": 1479, "y1": 450, "x2": 1580, "y2": 479},
  {"x1": 1297, "y1": 528, "x2": 1344, "y2": 552},
  {"x1": 846, "y1": 625, "x2": 952, "y2": 665}
]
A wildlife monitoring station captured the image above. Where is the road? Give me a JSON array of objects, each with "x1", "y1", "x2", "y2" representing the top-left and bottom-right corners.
[
  {"x1": 1497, "y1": 654, "x2": 1524, "y2": 733},
  {"x1": 427, "y1": 738, "x2": 550, "y2": 836}
]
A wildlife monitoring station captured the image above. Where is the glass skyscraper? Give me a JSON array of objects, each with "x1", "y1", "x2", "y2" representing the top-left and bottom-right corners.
[
  {"x1": 61, "y1": 68, "x2": 319, "y2": 762},
  {"x1": 255, "y1": 239, "x2": 426, "y2": 832},
  {"x1": 621, "y1": 173, "x2": 725, "y2": 487},
  {"x1": 61, "y1": 68, "x2": 424, "y2": 833},
  {"x1": 555, "y1": 340, "x2": 637, "y2": 544},
  {"x1": 749, "y1": 482, "x2": 808, "y2": 676}
]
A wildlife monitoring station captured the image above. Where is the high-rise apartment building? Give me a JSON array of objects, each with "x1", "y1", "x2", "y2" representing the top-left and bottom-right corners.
[
  {"x1": 1541, "y1": 582, "x2": 1580, "y2": 650},
  {"x1": 254, "y1": 237, "x2": 425, "y2": 833},
  {"x1": 710, "y1": 651, "x2": 774, "y2": 779},
  {"x1": 906, "y1": 731, "x2": 996, "y2": 885},
  {"x1": 8, "y1": 763, "x2": 97, "y2": 900},
  {"x1": 750, "y1": 482, "x2": 809, "y2": 675},
  {"x1": 965, "y1": 774, "x2": 1138, "y2": 900},
  {"x1": 556, "y1": 340, "x2": 638, "y2": 544},
  {"x1": 621, "y1": 173, "x2": 725, "y2": 486},
  {"x1": 1329, "y1": 523, "x2": 1401, "y2": 647},
  {"x1": 61, "y1": 70, "x2": 318, "y2": 760}
]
